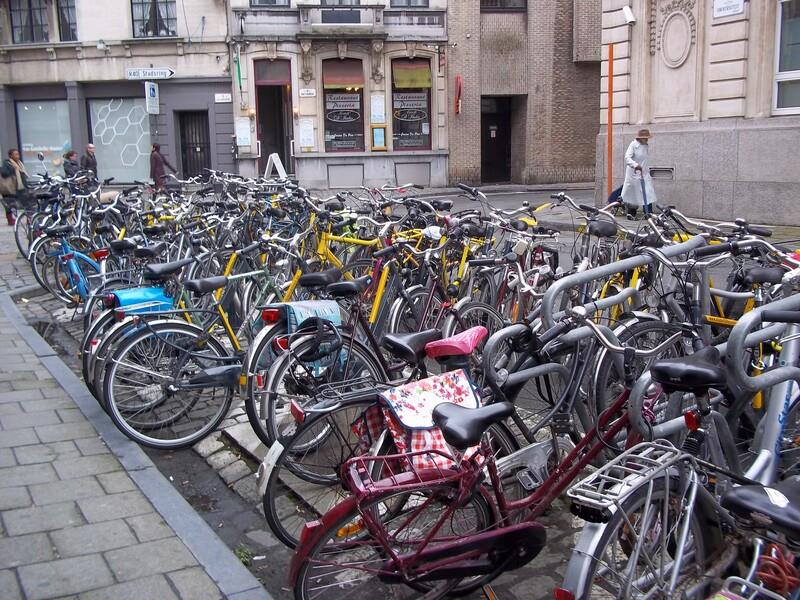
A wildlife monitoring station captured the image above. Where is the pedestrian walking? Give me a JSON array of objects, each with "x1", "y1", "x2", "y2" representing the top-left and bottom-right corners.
[
  {"x1": 621, "y1": 129, "x2": 656, "y2": 219},
  {"x1": 149, "y1": 143, "x2": 177, "y2": 190},
  {"x1": 63, "y1": 150, "x2": 80, "y2": 178},
  {"x1": 0, "y1": 149, "x2": 29, "y2": 226},
  {"x1": 80, "y1": 143, "x2": 98, "y2": 178}
]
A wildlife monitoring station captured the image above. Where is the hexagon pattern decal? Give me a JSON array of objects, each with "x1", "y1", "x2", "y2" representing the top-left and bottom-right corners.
[{"x1": 89, "y1": 98, "x2": 151, "y2": 182}]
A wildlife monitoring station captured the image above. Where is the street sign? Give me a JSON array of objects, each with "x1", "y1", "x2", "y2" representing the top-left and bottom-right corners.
[
  {"x1": 214, "y1": 93, "x2": 232, "y2": 103},
  {"x1": 145, "y1": 81, "x2": 159, "y2": 115},
  {"x1": 713, "y1": 0, "x2": 744, "y2": 18},
  {"x1": 127, "y1": 67, "x2": 175, "y2": 80}
]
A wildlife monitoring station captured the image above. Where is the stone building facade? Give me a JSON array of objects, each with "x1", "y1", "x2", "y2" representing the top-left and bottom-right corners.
[
  {"x1": 598, "y1": 0, "x2": 800, "y2": 225},
  {"x1": 0, "y1": 0, "x2": 234, "y2": 183},
  {"x1": 229, "y1": 0, "x2": 450, "y2": 189},
  {"x1": 446, "y1": 0, "x2": 601, "y2": 185}
]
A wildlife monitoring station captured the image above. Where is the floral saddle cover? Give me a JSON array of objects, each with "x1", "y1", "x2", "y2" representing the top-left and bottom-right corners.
[{"x1": 354, "y1": 369, "x2": 480, "y2": 470}]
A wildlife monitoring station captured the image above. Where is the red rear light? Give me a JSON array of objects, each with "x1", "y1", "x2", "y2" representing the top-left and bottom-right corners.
[
  {"x1": 92, "y1": 248, "x2": 110, "y2": 260},
  {"x1": 553, "y1": 589, "x2": 575, "y2": 600},
  {"x1": 261, "y1": 308, "x2": 281, "y2": 323},
  {"x1": 102, "y1": 294, "x2": 117, "y2": 308},
  {"x1": 60, "y1": 253, "x2": 74, "y2": 262},
  {"x1": 114, "y1": 310, "x2": 126, "y2": 322},
  {"x1": 684, "y1": 410, "x2": 701, "y2": 431},
  {"x1": 290, "y1": 400, "x2": 305, "y2": 424},
  {"x1": 272, "y1": 336, "x2": 289, "y2": 352}
]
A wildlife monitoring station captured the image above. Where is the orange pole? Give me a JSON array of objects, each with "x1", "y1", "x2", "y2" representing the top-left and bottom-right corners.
[{"x1": 607, "y1": 43, "x2": 614, "y2": 198}]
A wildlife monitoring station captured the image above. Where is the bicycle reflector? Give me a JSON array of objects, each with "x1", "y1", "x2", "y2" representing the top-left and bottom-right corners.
[
  {"x1": 261, "y1": 308, "x2": 281, "y2": 323},
  {"x1": 102, "y1": 294, "x2": 117, "y2": 308},
  {"x1": 59, "y1": 253, "x2": 74, "y2": 262},
  {"x1": 91, "y1": 248, "x2": 110, "y2": 261},
  {"x1": 290, "y1": 400, "x2": 305, "y2": 424},
  {"x1": 272, "y1": 336, "x2": 289, "y2": 352},
  {"x1": 553, "y1": 589, "x2": 575, "y2": 600},
  {"x1": 684, "y1": 410, "x2": 701, "y2": 431}
]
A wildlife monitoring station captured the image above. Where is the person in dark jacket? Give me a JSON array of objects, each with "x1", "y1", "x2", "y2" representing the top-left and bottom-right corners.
[
  {"x1": 0, "y1": 149, "x2": 29, "y2": 226},
  {"x1": 149, "y1": 143, "x2": 177, "y2": 190},
  {"x1": 80, "y1": 143, "x2": 98, "y2": 178},
  {"x1": 63, "y1": 150, "x2": 79, "y2": 178}
]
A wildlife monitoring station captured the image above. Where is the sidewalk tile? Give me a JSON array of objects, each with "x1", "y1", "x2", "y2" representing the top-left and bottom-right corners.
[
  {"x1": 0, "y1": 448, "x2": 15, "y2": 468},
  {"x1": 14, "y1": 441, "x2": 79, "y2": 465},
  {"x1": 0, "y1": 533, "x2": 54, "y2": 568},
  {"x1": 0, "y1": 428, "x2": 38, "y2": 448},
  {"x1": 3, "y1": 500, "x2": 84, "y2": 535},
  {"x1": 18, "y1": 554, "x2": 114, "y2": 599},
  {"x1": 0, "y1": 463, "x2": 57, "y2": 487},
  {"x1": 0, "y1": 485, "x2": 31, "y2": 510},
  {"x1": 78, "y1": 574, "x2": 178, "y2": 600},
  {"x1": 78, "y1": 490, "x2": 151, "y2": 523},
  {"x1": 104, "y1": 538, "x2": 196, "y2": 582},
  {"x1": 0, "y1": 410, "x2": 61, "y2": 430},
  {"x1": 35, "y1": 422, "x2": 96, "y2": 443},
  {"x1": 125, "y1": 513, "x2": 173, "y2": 543},
  {"x1": 74, "y1": 437, "x2": 109, "y2": 456},
  {"x1": 0, "y1": 390, "x2": 43, "y2": 404},
  {"x1": 51, "y1": 520, "x2": 138, "y2": 557},
  {"x1": 95, "y1": 471, "x2": 136, "y2": 494},
  {"x1": 21, "y1": 398, "x2": 74, "y2": 412},
  {"x1": 0, "y1": 569, "x2": 22, "y2": 599},
  {"x1": 52, "y1": 455, "x2": 120, "y2": 480},
  {"x1": 167, "y1": 566, "x2": 223, "y2": 600},
  {"x1": 29, "y1": 476, "x2": 105, "y2": 506}
]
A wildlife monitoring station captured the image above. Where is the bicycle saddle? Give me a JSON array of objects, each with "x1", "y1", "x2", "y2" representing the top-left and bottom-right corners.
[
  {"x1": 743, "y1": 266, "x2": 784, "y2": 286},
  {"x1": 326, "y1": 275, "x2": 371, "y2": 299},
  {"x1": 432, "y1": 401, "x2": 515, "y2": 450},
  {"x1": 430, "y1": 199, "x2": 453, "y2": 212},
  {"x1": 298, "y1": 268, "x2": 342, "y2": 289},
  {"x1": 133, "y1": 242, "x2": 167, "y2": 259},
  {"x1": 93, "y1": 224, "x2": 113, "y2": 235},
  {"x1": 588, "y1": 220, "x2": 618, "y2": 239},
  {"x1": 44, "y1": 225, "x2": 74, "y2": 237},
  {"x1": 143, "y1": 257, "x2": 195, "y2": 281},
  {"x1": 650, "y1": 346, "x2": 727, "y2": 394},
  {"x1": 382, "y1": 329, "x2": 442, "y2": 365},
  {"x1": 425, "y1": 326, "x2": 488, "y2": 359},
  {"x1": 143, "y1": 224, "x2": 169, "y2": 237},
  {"x1": 721, "y1": 476, "x2": 800, "y2": 542},
  {"x1": 109, "y1": 238, "x2": 137, "y2": 254},
  {"x1": 184, "y1": 275, "x2": 228, "y2": 296}
]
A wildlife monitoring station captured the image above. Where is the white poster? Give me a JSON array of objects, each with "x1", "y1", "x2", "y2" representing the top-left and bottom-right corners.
[
  {"x1": 235, "y1": 117, "x2": 251, "y2": 147},
  {"x1": 713, "y1": 0, "x2": 744, "y2": 18},
  {"x1": 370, "y1": 94, "x2": 385, "y2": 124},
  {"x1": 298, "y1": 118, "x2": 315, "y2": 150}
]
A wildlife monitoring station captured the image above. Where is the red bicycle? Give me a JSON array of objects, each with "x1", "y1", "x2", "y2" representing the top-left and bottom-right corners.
[{"x1": 287, "y1": 307, "x2": 681, "y2": 599}]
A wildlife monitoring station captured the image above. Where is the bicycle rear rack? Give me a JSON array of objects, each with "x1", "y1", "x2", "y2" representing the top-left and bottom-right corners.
[
  {"x1": 312, "y1": 375, "x2": 394, "y2": 405},
  {"x1": 567, "y1": 440, "x2": 685, "y2": 520},
  {"x1": 345, "y1": 448, "x2": 462, "y2": 496}
]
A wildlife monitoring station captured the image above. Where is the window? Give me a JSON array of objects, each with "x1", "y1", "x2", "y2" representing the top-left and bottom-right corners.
[
  {"x1": 131, "y1": 0, "x2": 177, "y2": 38},
  {"x1": 89, "y1": 99, "x2": 152, "y2": 182},
  {"x1": 776, "y1": 0, "x2": 800, "y2": 112},
  {"x1": 321, "y1": 0, "x2": 360, "y2": 5},
  {"x1": 57, "y1": 0, "x2": 77, "y2": 42},
  {"x1": 391, "y1": 0, "x2": 430, "y2": 6},
  {"x1": 16, "y1": 101, "x2": 72, "y2": 166},
  {"x1": 250, "y1": 0, "x2": 289, "y2": 6},
  {"x1": 9, "y1": 0, "x2": 49, "y2": 44},
  {"x1": 391, "y1": 59, "x2": 432, "y2": 150},
  {"x1": 323, "y1": 59, "x2": 365, "y2": 152},
  {"x1": 480, "y1": 0, "x2": 526, "y2": 10}
]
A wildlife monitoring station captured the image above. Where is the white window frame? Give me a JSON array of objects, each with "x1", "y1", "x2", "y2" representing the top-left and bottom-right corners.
[{"x1": 774, "y1": 0, "x2": 800, "y2": 115}]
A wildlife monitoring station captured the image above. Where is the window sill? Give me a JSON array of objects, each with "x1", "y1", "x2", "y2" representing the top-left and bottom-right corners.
[
  {"x1": 296, "y1": 149, "x2": 448, "y2": 158},
  {"x1": 121, "y1": 36, "x2": 184, "y2": 44},
  {"x1": 0, "y1": 41, "x2": 81, "y2": 50}
]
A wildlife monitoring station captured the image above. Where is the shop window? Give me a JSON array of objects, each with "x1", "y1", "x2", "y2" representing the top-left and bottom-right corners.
[
  {"x1": 57, "y1": 0, "x2": 77, "y2": 42},
  {"x1": 131, "y1": 0, "x2": 177, "y2": 38},
  {"x1": 480, "y1": 0, "x2": 526, "y2": 11},
  {"x1": 16, "y1": 101, "x2": 71, "y2": 167},
  {"x1": 322, "y1": 59, "x2": 365, "y2": 152},
  {"x1": 251, "y1": 0, "x2": 289, "y2": 5},
  {"x1": 776, "y1": 0, "x2": 800, "y2": 113},
  {"x1": 391, "y1": 0, "x2": 429, "y2": 6},
  {"x1": 254, "y1": 59, "x2": 291, "y2": 85},
  {"x1": 88, "y1": 98, "x2": 151, "y2": 183},
  {"x1": 9, "y1": 0, "x2": 49, "y2": 44},
  {"x1": 392, "y1": 59, "x2": 432, "y2": 151}
]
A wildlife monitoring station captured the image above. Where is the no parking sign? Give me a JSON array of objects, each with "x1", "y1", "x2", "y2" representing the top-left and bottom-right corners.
[{"x1": 145, "y1": 81, "x2": 159, "y2": 115}]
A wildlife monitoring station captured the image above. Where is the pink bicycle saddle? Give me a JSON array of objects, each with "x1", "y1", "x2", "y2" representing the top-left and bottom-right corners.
[{"x1": 425, "y1": 326, "x2": 488, "y2": 358}]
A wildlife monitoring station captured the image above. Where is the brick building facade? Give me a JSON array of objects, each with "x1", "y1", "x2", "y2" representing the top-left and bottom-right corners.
[{"x1": 446, "y1": 0, "x2": 601, "y2": 185}]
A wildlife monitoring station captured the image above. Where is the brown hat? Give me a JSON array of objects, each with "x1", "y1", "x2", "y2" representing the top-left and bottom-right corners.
[{"x1": 636, "y1": 129, "x2": 651, "y2": 139}]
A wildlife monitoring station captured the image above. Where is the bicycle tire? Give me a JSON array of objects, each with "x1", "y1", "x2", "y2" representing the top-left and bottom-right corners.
[{"x1": 102, "y1": 321, "x2": 233, "y2": 449}]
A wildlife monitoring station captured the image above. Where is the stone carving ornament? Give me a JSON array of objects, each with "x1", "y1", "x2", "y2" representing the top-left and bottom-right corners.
[{"x1": 654, "y1": 0, "x2": 697, "y2": 68}]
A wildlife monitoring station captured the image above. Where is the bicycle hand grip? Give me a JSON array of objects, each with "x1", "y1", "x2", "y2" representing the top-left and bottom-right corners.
[
  {"x1": 550, "y1": 193, "x2": 563, "y2": 200},
  {"x1": 196, "y1": 186, "x2": 214, "y2": 195},
  {"x1": 747, "y1": 225, "x2": 773, "y2": 237},
  {"x1": 694, "y1": 242, "x2": 731, "y2": 258},
  {"x1": 457, "y1": 183, "x2": 477, "y2": 195},
  {"x1": 538, "y1": 320, "x2": 571, "y2": 347},
  {"x1": 469, "y1": 257, "x2": 500, "y2": 267},
  {"x1": 413, "y1": 184, "x2": 424, "y2": 189},
  {"x1": 241, "y1": 240, "x2": 261, "y2": 255},
  {"x1": 354, "y1": 207, "x2": 372, "y2": 215},
  {"x1": 578, "y1": 203, "x2": 598, "y2": 214},
  {"x1": 761, "y1": 310, "x2": 800, "y2": 324},
  {"x1": 373, "y1": 245, "x2": 398, "y2": 258},
  {"x1": 122, "y1": 186, "x2": 138, "y2": 195}
]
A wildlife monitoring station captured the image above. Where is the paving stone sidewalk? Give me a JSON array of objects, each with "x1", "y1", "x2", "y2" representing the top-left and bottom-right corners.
[{"x1": 0, "y1": 223, "x2": 269, "y2": 600}]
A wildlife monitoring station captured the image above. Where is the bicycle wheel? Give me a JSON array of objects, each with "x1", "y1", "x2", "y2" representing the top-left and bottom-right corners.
[
  {"x1": 294, "y1": 484, "x2": 496, "y2": 600},
  {"x1": 262, "y1": 400, "x2": 394, "y2": 549},
  {"x1": 102, "y1": 321, "x2": 234, "y2": 449},
  {"x1": 387, "y1": 286, "x2": 444, "y2": 335},
  {"x1": 564, "y1": 476, "x2": 722, "y2": 599},
  {"x1": 263, "y1": 333, "x2": 388, "y2": 445},
  {"x1": 243, "y1": 321, "x2": 290, "y2": 445},
  {"x1": 14, "y1": 211, "x2": 32, "y2": 257},
  {"x1": 81, "y1": 309, "x2": 117, "y2": 400}
]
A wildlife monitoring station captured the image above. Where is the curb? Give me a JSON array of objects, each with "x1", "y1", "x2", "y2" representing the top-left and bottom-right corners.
[{"x1": 0, "y1": 292, "x2": 272, "y2": 600}]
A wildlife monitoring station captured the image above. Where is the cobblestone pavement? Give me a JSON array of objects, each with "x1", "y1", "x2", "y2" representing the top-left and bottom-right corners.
[{"x1": 0, "y1": 223, "x2": 268, "y2": 600}]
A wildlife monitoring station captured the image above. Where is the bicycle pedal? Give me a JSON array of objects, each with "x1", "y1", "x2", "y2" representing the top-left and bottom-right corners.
[
  {"x1": 551, "y1": 412, "x2": 573, "y2": 435},
  {"x1": 516, "y1": 468, "x2": 541, "y2": 491}
]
